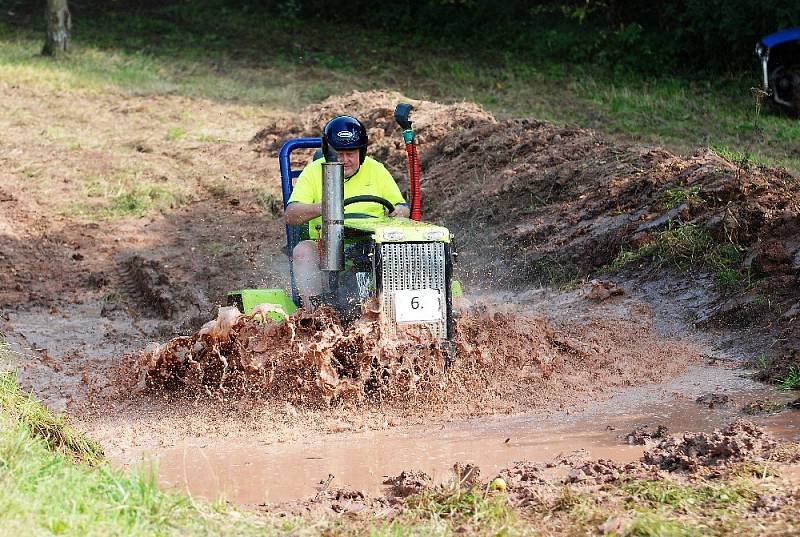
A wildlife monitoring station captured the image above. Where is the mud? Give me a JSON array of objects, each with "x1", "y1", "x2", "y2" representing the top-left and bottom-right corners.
[
  {"x1": 4, "y1": 81, "x2": 800, "y2": 528},
  {"x1": 251, "y1": 90, "x2": 495, "y2": 183},
  {"x1": 624, "y1": 424, "x2": 669, "y2": 445},
  {"x1": 642, "y1": 420, "x2": 797, "y2": 471},
  {"x1": 131, "y1": 297, "x2": 698, "y2": 412},
  {"x1": 142, "y1": 374, "x2": 797, "y2": 505}
]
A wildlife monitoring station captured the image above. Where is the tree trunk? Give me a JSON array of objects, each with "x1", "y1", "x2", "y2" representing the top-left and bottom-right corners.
[{"x1": 42, "y1": 0, "x2": 71, "y2": 56}]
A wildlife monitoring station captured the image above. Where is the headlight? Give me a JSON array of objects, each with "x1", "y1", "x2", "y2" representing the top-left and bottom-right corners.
[
  {"x1": 424, "y1": 230, "x2": 445, "y2": 241},
  {"x1": 382, "y1": 230, "x2": 404, "y2": 241}
]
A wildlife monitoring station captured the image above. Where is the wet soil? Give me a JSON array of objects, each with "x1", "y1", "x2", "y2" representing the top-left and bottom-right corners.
[
  {"x1": 140, "y1": 368, "x2": 798, "y2": 504},
  {"x1": 2, "y1": 86, "x2": 799, "y2": 521}
]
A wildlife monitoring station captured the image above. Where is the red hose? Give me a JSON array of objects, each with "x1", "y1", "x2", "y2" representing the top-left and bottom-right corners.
[{"x1": 406, "y1": 142, "x2": 422, "y2": 221}]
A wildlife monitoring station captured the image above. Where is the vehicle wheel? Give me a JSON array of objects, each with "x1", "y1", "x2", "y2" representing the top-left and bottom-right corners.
[{"x1": 786, "y1": 64, "x2": 800, "y2": 117}]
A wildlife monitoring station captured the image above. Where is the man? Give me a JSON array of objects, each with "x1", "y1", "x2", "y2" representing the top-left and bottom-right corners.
[{"x1": 285, "y1": 115, "x2": 409, "y2": 308}]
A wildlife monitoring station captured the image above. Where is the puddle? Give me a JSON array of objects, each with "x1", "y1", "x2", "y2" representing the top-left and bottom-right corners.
[
  {"x1": 139, "y1": 379, "x2": 799, "y2": 504},
  {"x1": 152, "y1": 424, "x2": 644, "y2": 504}
]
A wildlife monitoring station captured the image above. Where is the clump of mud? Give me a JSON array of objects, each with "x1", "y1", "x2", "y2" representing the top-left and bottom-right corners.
[
  {"x1": 383, "y1": 470, "x2": 433, "y2": 498},
  {"x1": 251, "y1": 90, "x2": 495, "y2": 179},
  {"x1": 567, "y1": 459, "x2": 633, "y2": 484},
  {"x1": 624, "y1": 424, "x2": 669, "y2": 445},
  {"x1": 642, "y1": 420, "x2": 788, "y2": 471}
]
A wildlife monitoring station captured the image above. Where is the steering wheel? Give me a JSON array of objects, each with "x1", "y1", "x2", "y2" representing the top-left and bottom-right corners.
[{"x1": 343, "y1": 195, "x2": 396, "y2": 219}]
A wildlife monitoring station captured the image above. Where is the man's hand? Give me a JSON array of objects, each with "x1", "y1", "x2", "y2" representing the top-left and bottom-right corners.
[
  {"x1": 285, "y1": 202, "x2": 322, "y2": 225},
  {"x1": 389, "y1": 204, "x2": 410, "y2": 218}
]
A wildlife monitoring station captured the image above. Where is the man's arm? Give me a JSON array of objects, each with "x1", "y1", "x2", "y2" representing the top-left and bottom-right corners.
[{"x1": 285, "y1": 202, "x2": 322, "y2": 225}]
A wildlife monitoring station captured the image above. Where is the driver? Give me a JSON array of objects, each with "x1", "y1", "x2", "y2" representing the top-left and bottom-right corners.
[{"x1": 285, "y1": 115, "x2": 409, "y2": 308}]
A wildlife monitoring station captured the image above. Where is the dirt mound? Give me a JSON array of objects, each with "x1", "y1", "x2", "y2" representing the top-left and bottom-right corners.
[
  {"x1": 420, "y1": 117, "x2": 800, "y2": 378},
  {"x1": 251, "y1": 90, "x2": 495, "y2": 179},
  {"x1": 642, "y1": 420, "x2": 782, "y2": 471},
  {"x1": 423, "y1": 119, "x2": 798, "y2": 279}
]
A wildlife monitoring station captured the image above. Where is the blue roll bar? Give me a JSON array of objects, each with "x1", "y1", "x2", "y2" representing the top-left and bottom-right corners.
[{"x1": 278, "y1": 137, "x2": 322, "y2": 306}]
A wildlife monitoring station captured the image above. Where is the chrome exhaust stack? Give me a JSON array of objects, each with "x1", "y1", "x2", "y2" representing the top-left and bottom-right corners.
[{"x1": 321, "y1": 162, "x2": 345, "y2": 272}]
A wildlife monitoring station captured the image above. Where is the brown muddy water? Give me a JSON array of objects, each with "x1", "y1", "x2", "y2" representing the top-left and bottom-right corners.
[{"x1": 121, "y1": 366, "x2": 799, "y2": 504}]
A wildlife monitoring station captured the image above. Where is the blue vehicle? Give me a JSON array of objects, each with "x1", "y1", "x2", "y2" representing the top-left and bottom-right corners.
[{"x1": 756, "y1": 28, "x2": 800, "y2": 114}]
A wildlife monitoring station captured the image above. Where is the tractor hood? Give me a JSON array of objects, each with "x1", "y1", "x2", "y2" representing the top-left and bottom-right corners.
[{"x1": 345, "y1": 216, "x2": 451, "y2": 243}]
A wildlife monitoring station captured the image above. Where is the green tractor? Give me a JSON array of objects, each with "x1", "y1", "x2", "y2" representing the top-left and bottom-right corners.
[{"x1": 227, "y1": 104, "x2": 460, "y2": 349}]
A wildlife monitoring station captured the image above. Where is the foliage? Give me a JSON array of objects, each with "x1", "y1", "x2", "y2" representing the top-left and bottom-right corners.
[
  {"x1": 659, "y1": 186, "x2": 703, "y2": 210},
  {"x1": 7, "y1": 1, "x2": 800, "y2": 75},
  {"x1": 66, "y1": 179, "x2": 187, "y2": 219},
  {"x1": 779, "y1": 364, "x2": 800, "y2": 390},
  {"x1": 0, "y1": 371, "x2": 104, "y2": 465},
  {"x1": 602, "y1": 222, "x2": 748, "y2": 288}
]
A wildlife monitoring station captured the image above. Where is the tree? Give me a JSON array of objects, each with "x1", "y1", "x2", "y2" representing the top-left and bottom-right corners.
[{"x1": 42, "y1": 0, "x2": 71, "y2": 56}]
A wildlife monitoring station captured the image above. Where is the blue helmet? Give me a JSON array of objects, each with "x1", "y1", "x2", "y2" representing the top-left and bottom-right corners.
[{"x1": 322, "y1": 115, "x2": 368, "y2": 164}]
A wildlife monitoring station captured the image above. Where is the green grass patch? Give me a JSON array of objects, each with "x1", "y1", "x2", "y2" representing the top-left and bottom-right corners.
[
  {"x1": 622, "y1": 479, "x2": 750, "y2": 511},
  {"x1": 0, "y1": 372, "x2": 103, "y2": 465},
  {"x1": 659, "y1": 186, "x2": 703, "y2": 210},
  {"x1": 376, "y1": 486, "x2": 521, "y2": 535},
  {"x1": 166, "y1": 126, "x2": 186, "y2": 141},
  {"x1": 602, "y1": 222, "x2": 748, "y2": 288},
  {"x1": 779, "y1": 365, "x2": 800, "y2": 391},
  {"x1": 66, "y1": 178, "x2": 188, "y2": 219}
]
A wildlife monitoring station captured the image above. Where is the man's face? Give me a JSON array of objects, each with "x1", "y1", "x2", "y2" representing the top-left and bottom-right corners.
[{"x1": 337, "y1": 149, "x2": 361, "y2": 179}]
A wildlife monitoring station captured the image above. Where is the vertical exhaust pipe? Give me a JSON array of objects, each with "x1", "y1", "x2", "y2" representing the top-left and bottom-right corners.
[{"x1": 321, "y1": 162, "x2": 345, "y2": 272}]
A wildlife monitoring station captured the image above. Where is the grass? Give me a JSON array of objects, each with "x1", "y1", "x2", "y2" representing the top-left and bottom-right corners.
[
  {"x1": 535, "y1": 477, "x2": 792, "y2": 537},
  {"x1": 1, "y1": 7, "x2": 799, "y2": 172},
  {"x1": 602, "y1": 222, "x2": 748, "y2": 288},
  {"x1": 659, "y1": 186, "x2": 703, "y2": 210},
  {"x1": 0, "y1": 368, "x2": 290, "y2": 536},
  {"x1": 779, "y1": 365, "x2": 800, "y2": 391},
  {"x1": 65, "y1": 178, "x2": 188, "y2": 219},
  {"x1": 0, "y1": 372, "x2": 103, "y2": 465}
]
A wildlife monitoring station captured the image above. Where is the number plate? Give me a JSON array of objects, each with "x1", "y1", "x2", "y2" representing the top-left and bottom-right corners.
[{"x1": 394, "y1": 289, "x2": 442, "y2": 323}]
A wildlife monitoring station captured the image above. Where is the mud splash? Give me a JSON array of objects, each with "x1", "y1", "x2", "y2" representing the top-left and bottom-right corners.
[
  {"x1": 132, "y1": 300, "x2": 697, "y2": 410},
  {"x1": 134, "y1": 301, "x2": 562, "y2": 405}
]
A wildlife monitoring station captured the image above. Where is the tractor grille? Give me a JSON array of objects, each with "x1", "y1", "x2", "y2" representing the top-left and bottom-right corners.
[{"x1": 379, "y1": 242, "x2": 447, "y2": 340}]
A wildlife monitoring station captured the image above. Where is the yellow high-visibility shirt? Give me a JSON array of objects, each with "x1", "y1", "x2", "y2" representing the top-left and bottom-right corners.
[{"x1": 288, "y1": 156, "x2": 406, "y2": 239}]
